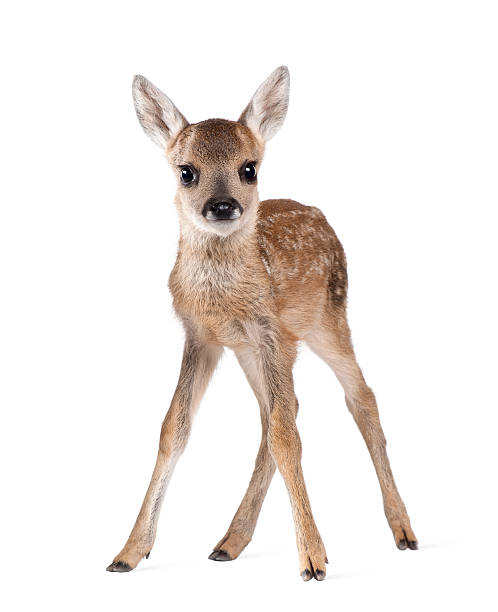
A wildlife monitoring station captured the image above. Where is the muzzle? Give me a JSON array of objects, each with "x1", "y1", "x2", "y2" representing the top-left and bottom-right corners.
[{"x1": 202, "y1": 197, "x2": 243, "y2": 221}]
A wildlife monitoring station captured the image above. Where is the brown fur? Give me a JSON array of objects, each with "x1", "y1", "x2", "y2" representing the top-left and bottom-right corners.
[{"x1": 107, "y1": 68, "x2": 417, "y2": 580}]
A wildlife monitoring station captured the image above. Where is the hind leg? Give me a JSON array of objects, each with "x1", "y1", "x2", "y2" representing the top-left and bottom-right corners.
[
  {"x1": 306, "y1": 311, "x2": 417, "y2": 551},
  {"x1": 209, "y1": 346, "x2": 298, "y2": 561}
]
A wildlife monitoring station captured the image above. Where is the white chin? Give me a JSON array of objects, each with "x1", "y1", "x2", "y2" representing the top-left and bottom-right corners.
[{"x1": 193, "y1": 216, "x2": 242, "y2": 236}]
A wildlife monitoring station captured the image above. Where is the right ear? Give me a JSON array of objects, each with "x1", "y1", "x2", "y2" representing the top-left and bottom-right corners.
[
  {"x1": 239, "y1": 66, "x2": 290, "y2": 142},
  {"x1": 132, "y1": 75, "x2": 188, "y2": 149}
]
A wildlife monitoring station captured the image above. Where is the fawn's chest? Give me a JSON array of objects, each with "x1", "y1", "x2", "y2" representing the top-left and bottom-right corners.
[{"x1": 169, "y1": 252, "x2": 270, "y2": 347}]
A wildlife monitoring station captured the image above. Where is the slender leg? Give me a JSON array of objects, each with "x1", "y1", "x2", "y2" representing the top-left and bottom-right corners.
[
  {"x1": 209, "y1": 347, "x2": 298, "y2": 562},
  {"x1": 107, "y1": 337, "x2": 223, "y2": 572},
  {"x1": 256, "y1": 330, "x2": 327, "y2": 581},
  {"x1": 306, "y1": 317, "x2": 417, "y2": 550}
]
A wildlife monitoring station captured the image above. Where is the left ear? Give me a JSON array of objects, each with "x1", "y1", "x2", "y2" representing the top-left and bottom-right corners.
[
  {"x1": 239, "y1": 66, "x2": 290, "y2": 142},
  {"x1": 132, "y1": 75, "x2": 188, "y2": 149}
]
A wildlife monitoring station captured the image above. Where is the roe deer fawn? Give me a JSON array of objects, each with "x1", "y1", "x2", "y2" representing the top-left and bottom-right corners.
[{"x1": 106, "y1": 66, "x2": 417, "y2": 581}]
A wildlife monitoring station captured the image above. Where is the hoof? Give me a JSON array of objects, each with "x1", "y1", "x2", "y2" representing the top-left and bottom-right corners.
[
  {"x1": 106, "y1": 561, "x2": 132, "y2": 573},
  {"x1": 302, "y1": 567, "x2": 326, "y2": 581},
  {"x1": 208, "y1": 550, "x2": 232, "y2": 562},
  {"x1": 397, "y1": 536, "x2": 418, "y2": 551},
  {"x1": 394, "y1": 525, "x2": 418, "y2": 551}
]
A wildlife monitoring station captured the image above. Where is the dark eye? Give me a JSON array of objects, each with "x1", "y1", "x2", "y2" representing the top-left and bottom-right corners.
[
  {"x1": 243, "y1": 162, "x2": 257, "y2": 182},
  {"x1": 180, "y1": 166, "x2": 195, "y2": 185}
]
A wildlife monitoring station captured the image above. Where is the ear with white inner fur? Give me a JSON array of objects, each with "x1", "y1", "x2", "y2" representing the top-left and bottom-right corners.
[
  {"x1": 132, "y1": 75, "x2": 188, "y2": 149},
  {"x1": 239, "y1": 66, "x2": 290, "y2": 142}
]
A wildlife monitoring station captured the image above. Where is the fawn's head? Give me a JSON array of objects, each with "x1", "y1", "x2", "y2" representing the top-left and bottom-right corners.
[{"x1": 132, "y1": 67, "x2": 290, "y2": 237}]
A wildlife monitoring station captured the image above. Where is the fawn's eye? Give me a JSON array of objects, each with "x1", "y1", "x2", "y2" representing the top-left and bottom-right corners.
[
  {"x1": 180, "y1": 166, "x2": 195, "y2": 185},
  {"x1": 242, "y1": 161, "x2": 257, "y2": 182}
]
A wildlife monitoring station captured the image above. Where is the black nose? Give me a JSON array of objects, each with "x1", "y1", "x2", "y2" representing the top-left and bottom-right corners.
[{"x1": 202, "y1": 197, "x2": 243, "y2": 220}]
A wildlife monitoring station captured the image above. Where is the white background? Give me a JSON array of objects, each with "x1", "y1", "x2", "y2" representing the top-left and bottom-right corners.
[{"x1": 1, "y1": 1, "x2": 497, "y2": 610}]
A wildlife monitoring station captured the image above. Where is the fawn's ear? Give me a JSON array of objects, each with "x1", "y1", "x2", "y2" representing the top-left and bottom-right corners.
[
  {"x1": 132, "y1": 75, "x2": 188, "y2": 149},
  {"x1": 239, "y1": 66, "x2": 290, "y2": 142}
]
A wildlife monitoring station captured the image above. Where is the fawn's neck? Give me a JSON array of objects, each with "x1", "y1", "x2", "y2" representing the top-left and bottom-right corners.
[
  {"x1": 169, "y1": 203, "x2": 271, "y2": 332},
  {"x1": 176, "y1": 206, "x2": 261, "y2": 272}
]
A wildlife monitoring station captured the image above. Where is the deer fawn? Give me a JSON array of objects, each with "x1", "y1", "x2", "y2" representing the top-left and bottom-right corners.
[{"x1": 106, "y1": 66, "x2": 417, "y2": 581}]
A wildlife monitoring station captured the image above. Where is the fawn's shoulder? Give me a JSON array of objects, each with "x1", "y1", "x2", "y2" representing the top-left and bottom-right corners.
[
  {"x1": 257, "y1": 198, "x2": 330, "y2": 236},
  {"x1": 256, "y1": 198, "x2": 348, "y2": 308},
  {"x1": 257, "y1": 198, "x2": 340, "y2": 256}
]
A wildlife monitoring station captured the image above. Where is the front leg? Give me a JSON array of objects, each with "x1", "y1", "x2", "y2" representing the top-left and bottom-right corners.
[
  {"x1": 257, "y1": 323, "x2": 328, "y2": 581},
  {"x1": 107, "y1": 336, "x2": 222, "y2": 572}
]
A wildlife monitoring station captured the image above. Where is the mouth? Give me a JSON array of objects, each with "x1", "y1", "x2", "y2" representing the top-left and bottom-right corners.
[{"x1": 202, "y1": 199, "x2": 244, "y2": 221}]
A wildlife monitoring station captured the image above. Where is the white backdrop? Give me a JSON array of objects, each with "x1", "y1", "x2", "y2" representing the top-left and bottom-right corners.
[{"x1": 1, "y1": 1, "x2": 497, "y2": 610}]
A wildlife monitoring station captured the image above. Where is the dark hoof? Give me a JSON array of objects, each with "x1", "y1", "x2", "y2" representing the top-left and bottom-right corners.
[
  {"x1": 208, "y1": 550, "x2": 232, "y2": 562},
  {"x1": 106, "y1": 561, "x2": 132, "y2": 573},
  {"x1": 408, "y1": 540, "x2": 418, "y2": 550},
  {"x1": 145, "y1": 552, "x2": 150, "y2": 559},
  {"x1": 314, "y1": 569, "x2": 326, "y2": 581},
  {"x1": 301, "y1": 568, "x2": 312, "y2": 582},
  {"x1": 397, "y1": 538, "x2": 408, "y2": 550}
]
